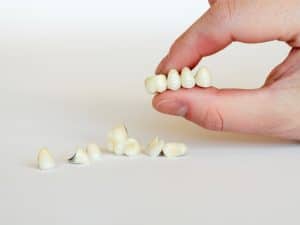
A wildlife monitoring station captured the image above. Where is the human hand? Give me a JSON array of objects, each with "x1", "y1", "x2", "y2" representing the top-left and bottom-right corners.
[{"x1": 153, "y1": 0, "x2": 300, "y2": 140}]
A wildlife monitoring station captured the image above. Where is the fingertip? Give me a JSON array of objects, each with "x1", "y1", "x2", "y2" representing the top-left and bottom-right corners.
[
  {"x1": 152, "y1": 91, "x2": 188, "y2": 117},
  {"x1": 152, "y1": 88, "x2": 224, "y2": 130},
  {"x1": 153, "y1": 88, "x2": 216, "y2": 117},
  {"x1": 155, "y1": 34, "x2": 209, "y2": 75},
  {"x1": 155, "y1": 54, "x2": 184, "y2": 75},
  {"x1": 155, "y1": 34, "x2": 203, "y2": 74}
]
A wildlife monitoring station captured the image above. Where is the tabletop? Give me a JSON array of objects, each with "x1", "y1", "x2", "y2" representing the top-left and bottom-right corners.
[{"x1": 1, "y1": 1, "x2": 299, "y2": 225}]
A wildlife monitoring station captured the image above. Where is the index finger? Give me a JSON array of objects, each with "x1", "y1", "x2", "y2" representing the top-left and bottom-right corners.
[{"x1": 156, "y1": 0, "x2": 297, "y2": 74}]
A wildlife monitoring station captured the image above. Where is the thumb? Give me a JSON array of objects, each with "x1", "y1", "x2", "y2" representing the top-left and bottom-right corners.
[{"x1": 153, "y1": 87, "x2": 276, "y2": 135}]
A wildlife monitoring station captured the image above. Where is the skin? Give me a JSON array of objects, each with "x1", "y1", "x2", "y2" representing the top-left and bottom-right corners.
[{"x1": 153, "y1": 0, "x2": 300, "y2": 140}]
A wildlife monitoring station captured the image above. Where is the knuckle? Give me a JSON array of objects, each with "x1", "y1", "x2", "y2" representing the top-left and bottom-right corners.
[{"x1": 207, "y1": 0, "x2": 236, "y2": 27}]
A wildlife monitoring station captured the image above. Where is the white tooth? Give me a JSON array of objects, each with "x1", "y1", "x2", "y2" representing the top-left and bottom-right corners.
[
  {"x1": 107, "y1": 125, "x2": 128, "y2": 143},
  {"x1": 154, "y1": 75, "x2": 167, "y2": 93},
  {"x1": 68, "y1": 147, "x2": 89, "y2": 164},
  {"x1": 37, "y1": 148, "x2": 55, "y2": 170},
  {"x1": 114, "y1": 141, "x2": 126, "y2": 155},
  {"x1": 162, "y1": 143, "x2": 187, "y2": 158},
  {"x1": 195, "y1": 67, "x2": 211, "y2": 87},
  {"x1": 145, "y1": 75, "x2": 157, "y2": 94},
  {"x1": 86, "y1": 144, "x2": 102, "y2": 161},
  {"x1": 181, "y1": 67, "x2": 195, "y2": 88},
  {"x1": 145, "y1": 75, "x2": 167, "y2": 94},
  {"x1": 167, "y1": 69, "x2": 181, "y2": 91},
  {"x1": 144, "y1": 137, "x2": 165, "y2": 157},
  {"x1": 107, "y1": 125, "x2": 128, "y2": 154},
  {"x1": 124, "y1": 138, "x2": 141, "y2": 156}
]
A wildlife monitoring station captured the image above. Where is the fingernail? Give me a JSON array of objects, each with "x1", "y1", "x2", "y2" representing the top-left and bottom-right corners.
[{"x1": 155, "y1": 99, "x2": 188, "y2": 117}]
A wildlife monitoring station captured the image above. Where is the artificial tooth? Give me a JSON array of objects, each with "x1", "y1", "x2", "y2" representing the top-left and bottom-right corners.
[
  {"x1": 144, "y1": 137, "x2": 165, "y2": 157},
  {"x1": 145, "y1": 75, "x2": 167, "y2": 94},
  {"x1": 195, "y1": 67, "x2": 211, "y2": 87},
  {"x1": 154, "y1": 75, "x2": 167, "y2": 93},
  {"x1": 37, "y1": 148, "x2": 55, "y2": 170},
  {"x1": 167, "y1": 69, "x2": 181, "y2": 91},
  {"x1": 123, "y1": 138, "x2": 141, "y2": 156},
  {"x1": 145, "y1": 75, "x2": 157, "y2": 94},
  {"x1": 162, "y1": 143, "x2": 187, "y2": 158},
  {"x1": 68, "y1": 147, "x2": 90, "y2": 165},
  {"x1": 181, "y1": 67, "x2": 195, "y2": 88},
  {"x1": 107, "y1": 125, "x2": 128, "y2": 154},
  {"x1": 86, "y1": 143, "x2": 102, "y2": 161},
  {"x1": 114, "y1": 141, "x2": 126, "y2": 155}
]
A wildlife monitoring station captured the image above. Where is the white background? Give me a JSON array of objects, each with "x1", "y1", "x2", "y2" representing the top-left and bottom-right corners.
[{"x1": 1, "y1": 1, "x2": 299, "y2": 225}]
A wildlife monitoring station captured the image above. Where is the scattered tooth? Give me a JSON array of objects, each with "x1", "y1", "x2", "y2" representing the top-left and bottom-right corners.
[
  {"x1": 167, "y1": 69, "x2": 181, "y2": 91},
  {"x1": 162, "y1": 143, "x2": 187, "y2": 158},
  {"x1": 68, "y1": 147, "x2": 90, "y2": 165},
  {"x1": 195, "y1": 67, "x2": 212, "y2": 88},
  {"x1": 107, "y1": 125, "x2": 128, "y2": 154},
  {"x1": 114, "y1": 141, "x2": 126, "y2": 155},
  {"x1": 37, "y1": 148, "x2": 55, "y2": 170},
  {"x1": 107, "y1": 125, "x2": 128, "y2": 142},
  {"x1": 144, "y1": 137, "x2": 165, "y2": 157},
  {"x1": 124, "y1": 138, "x2": 141, "y2": 156},
  {"x1": 145, "y1": 75, "x2": 157, "y2": 94},
  {"x1": 86, "y1": 144, "x2": 102, "y2": 161},
  {"x1": 181, "y1": 67, "x2": 195, "y2": 88}
]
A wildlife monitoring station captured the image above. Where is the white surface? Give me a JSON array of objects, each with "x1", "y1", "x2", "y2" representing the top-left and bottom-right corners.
[{"x1": 1, "y1": 1, "x2": 300, "y2": 225}]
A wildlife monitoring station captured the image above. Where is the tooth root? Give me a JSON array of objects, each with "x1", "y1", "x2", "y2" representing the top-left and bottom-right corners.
[
  {"x1": 181, "y1": 67, "x2": 195, "y2": 88},
  {"x1": 195, "y1": 67, "x2": 211, "y2": 87},
  {"x1": 124, "y1": 138, "x2": 141, "y2": 156},
  {"x1": 167, "y1": 69, "x2": 181, "y2": 91},
  {"x1": 145, "y1": 75, "x2": 157, "y2": 94},
  {"x1": 145, "y1": 137, "x2": 165, "y2": 157},
  {"x1": 86, "y1": 144, "x2": 102, "y2": 161},
  {"x1": 162, "y1": 143, "x2": 187, "y2": 158},
  {"x1": 37, "y1": 148, "x2": 55, "y2": 170},
  {"x1": 68, "y1": 148, "x2": 89, "y2": 164}
]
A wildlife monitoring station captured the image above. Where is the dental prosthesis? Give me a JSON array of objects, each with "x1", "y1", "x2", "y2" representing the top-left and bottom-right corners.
[{"x1": 145, "y1": 67, "x2": 211, "y2": 94}]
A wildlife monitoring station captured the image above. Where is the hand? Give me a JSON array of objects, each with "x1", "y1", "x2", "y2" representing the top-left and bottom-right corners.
[{"x1": 153, "y1": 0, "x2": 300, "y2": 140}]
